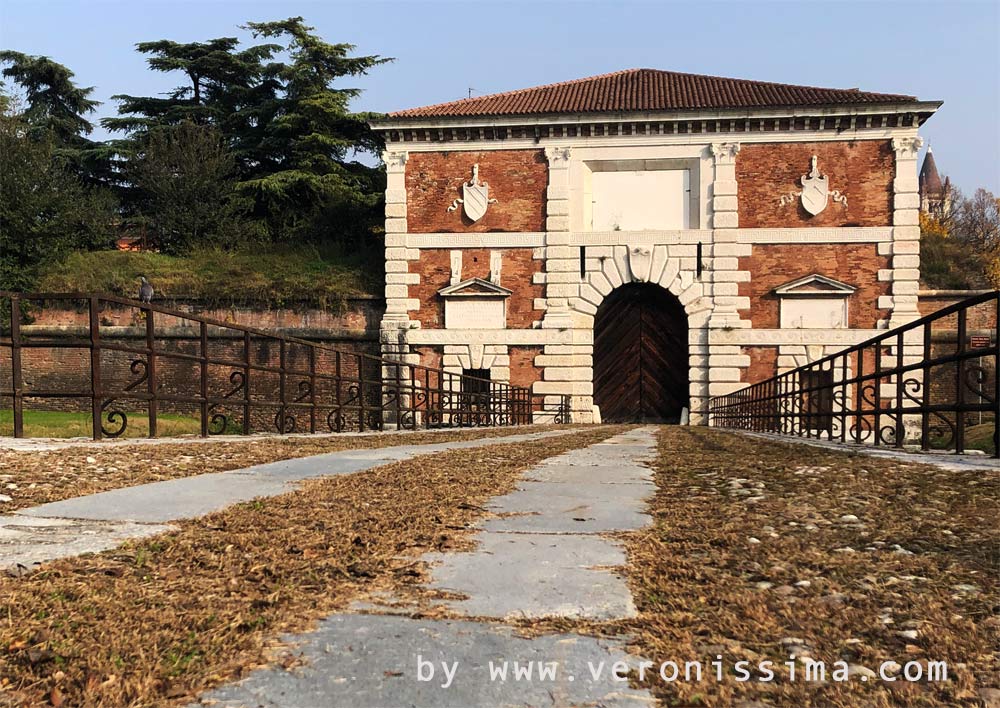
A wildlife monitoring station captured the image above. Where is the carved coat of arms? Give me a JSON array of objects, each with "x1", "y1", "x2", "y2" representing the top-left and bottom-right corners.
[
  {"x1": 447, "y1": 164, "x2": 498, "y2": 222},
  {"x1": 779, "y1": 156, "x2": 848, "y2": 215},
  {"x1": 628, "y1": 246, "x2": 653, "y2": 283}
]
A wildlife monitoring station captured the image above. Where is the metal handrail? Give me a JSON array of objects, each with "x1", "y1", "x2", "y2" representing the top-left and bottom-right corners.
[
  {"x1": 709, "y1": 291, "x2": 1000, "y2": 457},
  {"x1": 1, "y1": 292, "x2": 535, "y2": 439}
]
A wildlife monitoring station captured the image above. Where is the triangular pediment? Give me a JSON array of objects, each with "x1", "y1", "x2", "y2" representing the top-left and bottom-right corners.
[
  {"x1": 438, "y1": 277, "x2": 512, "y2": 298},
  {"x1": 774, "y1": 274, "x2": 856, "y2": 296}
]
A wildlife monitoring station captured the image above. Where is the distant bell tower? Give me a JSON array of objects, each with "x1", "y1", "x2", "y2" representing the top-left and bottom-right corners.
[{"x1": 919, "y1": 146, "x2": 951, "y2": 217}]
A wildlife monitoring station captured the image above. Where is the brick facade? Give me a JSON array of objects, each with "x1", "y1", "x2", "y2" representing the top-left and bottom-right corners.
[
  {"x1": 405, "y1": 150, "x2": 547, "y2": 233},
  {"x1": 408, "y1": 248, "x2": 544, "y2": 329},
  {"x1": 739, "y1": 244, "x2": 890, "y2": 329},
  {"x1": 736, "y1": 140, "x2": 894, "y2": 228},
  {"x1": 508, "y1": 346, "x2": 543, "y2": 390},
  {"x1": 741, "y1": 346, "x2": 779, "y2": 383}
]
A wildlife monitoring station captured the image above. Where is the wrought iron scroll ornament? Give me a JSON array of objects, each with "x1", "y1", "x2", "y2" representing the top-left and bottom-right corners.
[
  {"x1": 100, "y1": 358, "x2": 149, "y2": 437},
  {"x1": 779, "y1": 156, "x2": 848, "y2": 215},
  {"x1": 447, "y1": 164, "x2": 498, "y2": 222}
]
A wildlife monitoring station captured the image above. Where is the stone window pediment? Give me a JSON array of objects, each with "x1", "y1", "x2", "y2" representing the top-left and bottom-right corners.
[
  {"x1": 774, "y1": 274, "x2": 856, "y2": 297},
  {"x1": 438, "y1": 278, "x2": 512, "y2": 299},
  {"x1": 775, "y1": 274, "x2": 855, "y2": 330}
]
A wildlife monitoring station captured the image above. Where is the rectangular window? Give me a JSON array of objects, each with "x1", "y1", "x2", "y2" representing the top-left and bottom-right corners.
[{"x1": 461, "y1": 369, "x2": 491, "y2": 396}]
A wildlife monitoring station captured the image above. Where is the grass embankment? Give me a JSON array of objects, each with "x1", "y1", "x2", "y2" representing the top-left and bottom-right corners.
[
  {"x1": 35, "y1": 245, "x2": 379, "y2": 306},
  {"x1": 622, "y1": 426, "x2": 999, "y2": 707},
  {"x1": 0, "y1": 424, "x2": 574, "y2": 512},
  {"x1": 0, "y1": 427, "x2": 623, "y2": 707},
  {"x1": 0, "y1": 410, "x2": 206, "y2": 439}
]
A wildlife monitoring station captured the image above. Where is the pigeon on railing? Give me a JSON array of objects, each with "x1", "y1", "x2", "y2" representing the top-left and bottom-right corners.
[{"x1": 139, "y1": 276, "x2": 154, "y2": 303}]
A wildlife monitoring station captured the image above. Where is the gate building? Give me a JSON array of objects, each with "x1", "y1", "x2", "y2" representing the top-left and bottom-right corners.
[{"x1": 370, "y1": 69, "x2": 941, "y2": 423}]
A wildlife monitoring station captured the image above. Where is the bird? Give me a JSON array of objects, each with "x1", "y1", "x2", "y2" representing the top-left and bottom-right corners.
[{"x1": 139, "y1": 276, "x2": 154, "y2": 303}]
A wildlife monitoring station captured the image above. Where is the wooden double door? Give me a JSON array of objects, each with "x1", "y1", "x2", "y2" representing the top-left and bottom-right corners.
[{"x1": 593, "y1": 283, "x2": 690, "y2": 423}]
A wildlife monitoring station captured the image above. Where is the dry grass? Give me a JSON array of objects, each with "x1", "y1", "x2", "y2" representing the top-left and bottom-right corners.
[
  {"x1": 621, "y1": 426, "x2": 999, "y2": 707},
  {"x1": 0, "y1": 427, "x2": 625, "y2": 707},
  {"x1": 0, "y1": 425, "x2": 570, "y2": 512}
]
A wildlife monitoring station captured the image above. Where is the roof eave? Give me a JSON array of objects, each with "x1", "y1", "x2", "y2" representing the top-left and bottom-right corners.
[{"x1": 371, "y1": 100, "x2": 943, "y2": 132}]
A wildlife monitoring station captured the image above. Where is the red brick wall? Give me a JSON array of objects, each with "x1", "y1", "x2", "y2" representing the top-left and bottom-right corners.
[
  {"x1": 742, "y1": 346, "x2": 778, "y2": 383},
  {"x1": 508, "y1": 346, "x2": 543, "y2": 391},
  {"x1": 413, "y1": 345, "x2": 443, "y2": 373},
  {"x1": 736, "y1": 140, "x2": 894, "y2": 227},
  {"x1": 739, "y1": 244, "x2": 889, "y2": 328},
  {"x1": 406, "y1": 150, "x2": 547, "y2": 233},
  {"x1": 409, "y1": 248, "x2": 543, "y2": 329}
]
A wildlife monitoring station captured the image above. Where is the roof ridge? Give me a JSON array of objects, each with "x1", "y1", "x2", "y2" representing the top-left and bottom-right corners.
[{"x1": 385, "y1": 68, "x2": 924, "y2": 120}]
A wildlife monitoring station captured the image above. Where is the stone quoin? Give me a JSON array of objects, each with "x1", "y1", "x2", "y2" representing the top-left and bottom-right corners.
[{"x1": 370, "y1": 68, "x2": 942, "y2": 424}]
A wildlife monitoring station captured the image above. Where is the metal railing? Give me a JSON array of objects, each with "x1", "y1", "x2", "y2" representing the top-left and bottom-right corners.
[
  {"x1": 709, "y1": 291, "x2": 999, "y2": 457},
  {"x1": 1, "y1": 292, "x2": 537, "y2": 439}
]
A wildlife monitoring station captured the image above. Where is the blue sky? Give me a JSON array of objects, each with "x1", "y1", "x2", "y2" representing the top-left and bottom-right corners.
[{"x1": 2, "y1": 0, "x2": 998, "y2": 193}]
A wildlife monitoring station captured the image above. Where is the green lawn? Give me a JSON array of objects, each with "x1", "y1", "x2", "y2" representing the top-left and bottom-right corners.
[
  {"x1": 0, "y1": 409, "x2": 207, "y2": 438},
  {"x1": 924, "y1": 420, "x2": 996, "y2": 455},
  {"x1": 35, "y1": 245, "x2": 380, "y2": 307}
]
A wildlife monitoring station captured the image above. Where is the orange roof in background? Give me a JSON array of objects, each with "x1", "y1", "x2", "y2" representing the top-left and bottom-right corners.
[{"x1": 388, "y1": 68, "x2": 919, "y2": 119}]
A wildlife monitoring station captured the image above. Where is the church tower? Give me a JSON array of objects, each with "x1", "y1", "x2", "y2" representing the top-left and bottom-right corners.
[{"x1": 919, "y1": 146, "x2": 951, "y2": 216}]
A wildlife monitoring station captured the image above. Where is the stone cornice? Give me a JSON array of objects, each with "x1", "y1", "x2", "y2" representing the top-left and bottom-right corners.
[{"x1": 371, "y1": 101, "x2": 942, "y2": 135}]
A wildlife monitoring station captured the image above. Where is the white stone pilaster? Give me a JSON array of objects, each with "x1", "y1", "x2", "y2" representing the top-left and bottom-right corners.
[
  {"x1": 706, "y1": 142, "x2": 751, "y2": 395},
  {"x1": 380, "y1": 150, "x2": 417, "y2": 364},
  {"x1": 541, "y1": 146, "x2": 576, "y2": 330},
  {"x1": 889, "y1": 136, "x2": 924, "y2": 328}
]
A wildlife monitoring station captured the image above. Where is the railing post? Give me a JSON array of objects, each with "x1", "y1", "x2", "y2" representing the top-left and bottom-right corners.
[
  {"x1": 956, "y1": 308, "x2": 967, "y2": 453},
  {"x1": 242, "y1": 332, "x2": 251, "y2": 435},
  {"x1": 894, "y1": 332, "x2": 905, "y2": 448},
  {"x1": 357, "y1": 353, "x2": 366, "y2": 432},
  {"x1": 309, "y1": 346, "x2": 317, "y2": 434},
  {"x1": 89, "y1": 296, "x2": 102, "y2": 441},
  {"x1": 199, "y1": 321, "x2": 208, "y2": 437},
  {"x1": 921, "y1": 322, "x2": 931, "y2": 451},
  {"x1": 145, "y1": 306, "x2": 157, "y2": 438},
  {"x1": 994, "y1": 295, "x2": 999, "y2": 458},
  {"x1": 10, "y1": 295, "x2": 23, "y2": 439},
  {"x1": 278, "y1": 339, "x2": 287, "y2": 433},
  {"x1": 334, "y1": 351, "x2": 342, "y2": 432}
]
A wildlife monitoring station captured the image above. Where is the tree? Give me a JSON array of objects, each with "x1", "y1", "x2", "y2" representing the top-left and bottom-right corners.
[
  {"x1": 953, "y1": 188, "x2": 1000, "y2": 287},
  {"x1": 130, "y1": 122, "x2": 257, "y2": 254},
  {"x1": 104, "y1": 18, "x2": 390, "y2": 249},
  {"x1": 0, "y1": 111, "x2": 115, "y2": 292},
  {"x1": 239, "y1": 17, "x2": 390, "y2": 245},
  {"x1": 0, "y1": 51, "x2": 119, "y2": 192},
  {"x1": 0, "y1": 51, "x2": 98, "y2": 142}
]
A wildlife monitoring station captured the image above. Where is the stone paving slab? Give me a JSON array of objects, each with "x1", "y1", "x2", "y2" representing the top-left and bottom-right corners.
[
  {"x1": 1, "y1": 430, "x2": 574, "y2": 567},
  {"x1": 424, "y1": 427, "x2": 657, "y2": 620},
  {"x1": 195, "y1": 428, "x2": 660, "y2": 708},
  {"x1": 195, "y1": 614, "x2": 655, "y2": 708},
  {"x1": 16, "y1": 430, "x2": 570, "y2": 524},
  {"x1": 424, "y1": 533, "x2": 635, "y2": 620},
  {"x1": 0, "y1": 517, "x2": 172, "y2": 569}
]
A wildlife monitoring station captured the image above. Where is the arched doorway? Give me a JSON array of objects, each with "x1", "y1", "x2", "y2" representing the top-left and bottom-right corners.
[{"x1": 593, "y1": 282, "x2": 689, "y2": 423}]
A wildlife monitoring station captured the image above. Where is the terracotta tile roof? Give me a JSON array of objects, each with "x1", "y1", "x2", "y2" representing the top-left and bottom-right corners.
[{"x1": 388, "y1": 68, "x2": 918, "y2": 119}]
